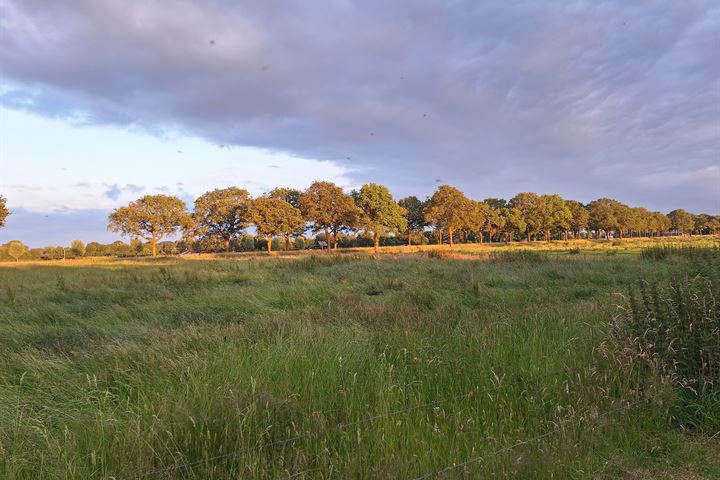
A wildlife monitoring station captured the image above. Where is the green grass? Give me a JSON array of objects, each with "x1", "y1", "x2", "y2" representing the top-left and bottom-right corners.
[{"x1": 1, "y1": 239, "x2": 719, "y2": 479}]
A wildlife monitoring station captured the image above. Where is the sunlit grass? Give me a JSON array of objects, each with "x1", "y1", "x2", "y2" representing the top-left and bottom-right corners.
[{"x1": 0, "y1": 237, "x2": 718, "y2": 479}]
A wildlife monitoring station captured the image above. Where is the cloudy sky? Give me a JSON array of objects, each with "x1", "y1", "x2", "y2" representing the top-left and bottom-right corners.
[{"x1": 1, "y1": 0, "x2": 718, "y2": 246}]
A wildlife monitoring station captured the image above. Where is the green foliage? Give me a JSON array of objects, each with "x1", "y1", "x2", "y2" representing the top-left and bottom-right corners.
[
  {"x1": 0, "y1": 195, "x2": 9, "y2": 228},
  {"x1": 424, "y1": 185, "x2": 469, "y2": 246},
  {"x1": 266, "y1": 187, "x2": 303, "y2": 209},
  {"x1": 70, "y1": 239, "x2": 85, "y2": 257},
  {"x1": 108, "y1": 195, "x2": 192, "y2": 256},
  {"x1": 300, "y1": 181, "x2": 357, "y2": 251},
  {"x1": 398, "y1": 196, "x2": 426, "y2": 242},
  {"x1": 6, "y1": 240, "x2": 28, "y2": 262},
  {"x1": 247, "y1": 197, "x2": 305, "y2": 253},
  {"x1": 668, "y1": 209, "x2": 695, "y2": 234},
  {"x1": 354, "y1": 183, "x2": 406, "y2": 253},
  {"x1": 193, "y1": 187, "x2": 250, "y2": 251}
]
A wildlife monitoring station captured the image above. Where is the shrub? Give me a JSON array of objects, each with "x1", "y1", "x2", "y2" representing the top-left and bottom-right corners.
[{"x1": 427, "y1": 249, "x2": 449, "y2": 259}]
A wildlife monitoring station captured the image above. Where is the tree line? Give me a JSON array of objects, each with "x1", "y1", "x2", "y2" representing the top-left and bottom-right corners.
[{"x1": 0, "y1": 187, "x2": 718, "y2": 260}]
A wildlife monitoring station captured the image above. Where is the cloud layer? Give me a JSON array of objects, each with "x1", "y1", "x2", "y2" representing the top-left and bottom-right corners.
[{"x1": 1, "y1": 0, "x2": 719, "y2": 213}]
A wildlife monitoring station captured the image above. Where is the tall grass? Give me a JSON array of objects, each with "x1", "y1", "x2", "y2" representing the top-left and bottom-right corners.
[{"x1": 1, "y1": 244, "x2": 718, "y2": 478}]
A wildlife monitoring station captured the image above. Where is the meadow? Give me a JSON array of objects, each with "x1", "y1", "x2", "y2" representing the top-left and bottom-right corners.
[{"x1": 1, "y1": 237, "x2": 718, "y2": 479}]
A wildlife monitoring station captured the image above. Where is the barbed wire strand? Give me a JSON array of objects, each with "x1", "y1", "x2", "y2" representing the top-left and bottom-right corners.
[
  {"x1": 123, "y1": 383, "x2": 502, "y2": 479},
  {"x1": 411, "y1": 396, "x2": 649, "y2": 480}
]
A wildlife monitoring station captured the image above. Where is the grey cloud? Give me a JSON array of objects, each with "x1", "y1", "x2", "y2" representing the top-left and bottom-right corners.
[
  {"x1": 1, "y1": 0, "x2": 718, "y2": 212},
  {"x1": 125, "y1": 183, "x2": 145, "y2": 194},
  {"x1": 103, "y1": 183, "x2": 122, "y2": 200}
]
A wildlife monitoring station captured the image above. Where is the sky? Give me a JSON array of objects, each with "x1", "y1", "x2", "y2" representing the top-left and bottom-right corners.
[{"x1": 1, "y1": 0, "x2": 718, "y2": 247}]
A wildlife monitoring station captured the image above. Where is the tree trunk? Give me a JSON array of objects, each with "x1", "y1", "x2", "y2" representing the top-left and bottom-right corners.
[
  {"x1": 437, "y1": 229, "x2": 442, "y2": 245},
  {"x1": 564, "y1": 230, "x2": 568, "y2": 241},
  {"x1": 546, "y1": 229, "x2": 551, "y2": 242},
  {"x1": 267, "y1": 235, "x2": 272, "y2": 254},
  {"x1": 374, "y1": 231, "x2": 380, "y2": 254},
  {"x1": 151, "y1": 237, "x2": 157, "y2": 257},
  {"x1": 324, "y1": 228, "x2": 330, "y2": 253},
  {"x1": 225, "y1": 237, "x2": 231, "y2": 252},
  {"x1": 408, "y1": 231, "x2": 412, "y2": 246},
  {"x1": 285, "y1": 234, "x2": 291, "y2": 251},
  {"x1": 448, "y1": 226, "x2": 454, "y2": 248},
  {"x1": 526, "y1": 228, "x2": 531, "y2": 243}
]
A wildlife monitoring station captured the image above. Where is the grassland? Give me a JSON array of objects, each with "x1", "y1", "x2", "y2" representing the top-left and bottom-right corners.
[{"x1": 1, "y1": 237, "x2": 718, "y2": 479}]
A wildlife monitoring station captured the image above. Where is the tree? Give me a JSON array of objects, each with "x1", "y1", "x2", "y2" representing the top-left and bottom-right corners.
[
  {"x1": 266, "y1": 188, "x2": 306, "y2": 249},
  {"x1": 398, "y1": 196, "x2": 426, "y2": 246},
  {"x1": 509, "y1": 192, "x2": 543, "y2": 242},
  {"x1": 501, "y1": 206, "x2": 526, "y2": 242},
  {"x1": 7, "y1": 240, "x2": 28, "y2": 262},
  {"x1": 267, "y1": 187, "x2": 303, "y2": 209},
  {"x1": 424, "y1": 185, "x2": 469, "y2": 247},
  {"x1": 300, "y1": 181, "x2": 357, "y2": 252},
  {"x1": 354, "y1": 183, "x2": 407, "y2": 254},
  {"x1": 193, "y1": 187, "x2": 250, "y2": 252},
  {"x1": 668, "y1": 209, "x2": 695, "y2": 235},
  {"x1": 108, "y1": 195, "x2": 192, "y2": 256},
  {"x1": 538, "y1": 194, "x2": 571, "y2": 241},
  {"x1": 565, "y1": 200, "x2": 589, "y2": 239},
  {"x1": 463, "y1": 200, "x2": 489, "y2": 242},
  {"x1": 650, "y1": 211, "x2": 671, "y2": 236},
  {"x1": 247, "y1": 197, "x2": 305, "y2": 254},
  {"x1": 70, "y1": 239, "x2": 85, "y2": 257},
  {"x1": 0, "y1": 196, "x2": 9, "y2": 228},
  {"x1": 587, "y1": 198, "x2": 622, "y2": 239}
]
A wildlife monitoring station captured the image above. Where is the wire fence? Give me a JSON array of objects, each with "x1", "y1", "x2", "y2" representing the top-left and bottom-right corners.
[{"x1": 123, "y1": 382, "x2": 503, "y2": 479}]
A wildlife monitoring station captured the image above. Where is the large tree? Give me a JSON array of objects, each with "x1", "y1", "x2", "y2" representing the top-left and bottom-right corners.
[
  {"x1": 398, "y1": 196, "x2": 426, "y2": 246},
  {"x1": 267, "y1": 187, "x2": 303, "y2": 209},
  {"x1": 108, "y1": 195, "x2": 192, "y2": 256},
  {"x1": 247, "y1": 197, "x2": 305, "y2": 254},
  {"x1": 565, "y1": 200, "x2": 589, "y2": 239},
  {"x1": 587, "y1": 198, "x2": 623, "y2": 239},
  {"x1": 354, "y1": 183, "x2": 407, "y2": 254},
  {"x1": 463, "y1": 200, "x2": 489, "y2": 242},
  {"x1": 0, "y1": 195, "x2": 9, "y2": 228},
  {"x1": 668, "y1": 209, "x2": 695, "y2": 235},
  {"x1": 300, "y1": 181, "x2": 357, "y2": 252},
  {"x1": 193, "y1": 187, "x2": 250, "y2": 252},
  {"x1": 509, "y1": 192, "x2": 543, "y2": 242},
  {"x1": 501, "y1": 206, "x2": 526, "y2": 242},
  {"x1": 424, "y1": 185, "x2": 469, "y2": 247},
  {"x1": 538, "y1": 194, "x2": 571, "y2": 241}
]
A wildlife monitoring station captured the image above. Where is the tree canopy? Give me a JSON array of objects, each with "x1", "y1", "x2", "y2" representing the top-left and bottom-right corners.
[
  {"x1": 424, "y1": 185, "x2": 469, "y2": 247},
  {"x1": 0, "y1": 196, "x2": 9, "y2": 228},
  {"x1": 108, "y1": 194, "x2": 192, "y2": 256},
  {"x1": 354, "y1": 183, "x2": 407, "y2": 253},
  {"x1": 193, "y1": 187, "x2": 250, "y2": 251},
  {"x1": 300, "y1": 181, "x2": 357, "y2": 252},
  {"x1": 247, "y1": 197, "x2": 305, "y2": 253}
]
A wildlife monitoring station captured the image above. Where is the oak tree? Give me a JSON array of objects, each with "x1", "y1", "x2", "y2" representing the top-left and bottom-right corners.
[
  {"x1": 108, "y1": 195, "x2": 192, "y2": 256},
  {"x1": 354, "y1": 183, "x2": 407, "y2": 254},
  {"x1": 424, "y1": 185, "x2": 469, "y2": 247},
  {"x1": 193, "y1": 187, "x2": 250, "y2": 251},
  {"x1": 247, "y1": 197, "x2": 305, "y2": 254},
  {"x1": 300, "y1": 181, "x2": 357, "y2": 252}
]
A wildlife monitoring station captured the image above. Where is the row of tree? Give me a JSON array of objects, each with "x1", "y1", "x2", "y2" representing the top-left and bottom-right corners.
[
  {"x1": 1, "y1": 188, "x2": 717, "y2": 258},
  {"x1": 104, "y1": 184, "x2": 718, "y2": 256}
]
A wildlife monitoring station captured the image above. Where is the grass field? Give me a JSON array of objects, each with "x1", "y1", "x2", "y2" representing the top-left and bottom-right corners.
[{"x1": 1, "y1": 237, "x2": 719, "y2": 479}]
